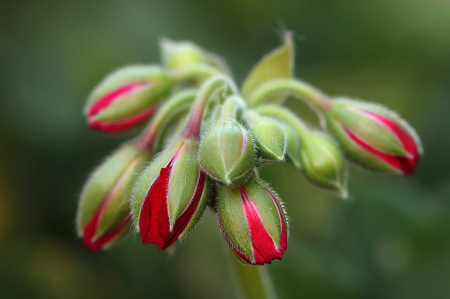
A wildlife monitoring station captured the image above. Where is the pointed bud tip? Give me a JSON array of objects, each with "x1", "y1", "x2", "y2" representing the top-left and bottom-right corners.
[
  {"x1": 199, "y1": 119, "x2": 255, "y2": 186},
  {"x1": 326, "y1": 98, "x2": 421, "y2": 175}
]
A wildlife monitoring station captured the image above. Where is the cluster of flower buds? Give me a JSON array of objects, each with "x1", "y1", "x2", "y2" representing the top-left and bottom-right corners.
[{"x1": 76, "y1": 34, "x2": 422, "y2": 265}]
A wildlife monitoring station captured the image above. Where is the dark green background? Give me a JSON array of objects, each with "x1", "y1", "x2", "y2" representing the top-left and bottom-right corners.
[{"x1": 1, "y1": 0, "x2": 449, "y2": 298}]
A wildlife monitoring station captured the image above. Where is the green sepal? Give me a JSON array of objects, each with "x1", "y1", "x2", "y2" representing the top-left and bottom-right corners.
[
  {"x1": 216, "y1": 184, "x2": 253, "y2": 259},
  {"x1": 240, "y1": 33, "x2": 294, "y2": 104},
  {"x1": 179, "y1": 176, "x2": 211, "y2": 240},
  {"x1": 167, "y1": 139, "x2": 199, "y2": 227},
  {"x1": 251, "y1": 117, "x2": 286, "y2": 161}
]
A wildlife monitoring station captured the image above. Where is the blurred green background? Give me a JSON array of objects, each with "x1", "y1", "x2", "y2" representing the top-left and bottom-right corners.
[{"x1": 1, "y1": 0, "x2": 450, "y2": 298}]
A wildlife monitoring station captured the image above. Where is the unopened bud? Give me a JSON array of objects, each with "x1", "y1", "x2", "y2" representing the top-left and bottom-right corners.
[
  {"x1": 199, "y1": 119, "x2": 255, "y2": 186},
  {"x1": 217, "y1": 176, "x2": 288, "y2": 265},
  {"x1": 160, "y1": 38, "x2": 206, "y2": 69},
  {"x1": 251, "y1": 117, "x2": 286, "y2": 161},
  {"x1": 132, "y1": 138, "x2": 209, "y2": 249},
  {"x1": 77, "y1": 144, "x2": 149, "y2": 252},
  {"x1": 300, "y1": 133, "x2": 347, "y2": 197},
  {"x1": 85, "y1": 66, "x2": 171, "y2": 133},
  {"x1": 325, "y1": 98, "x2": 422, "y2": 175}
]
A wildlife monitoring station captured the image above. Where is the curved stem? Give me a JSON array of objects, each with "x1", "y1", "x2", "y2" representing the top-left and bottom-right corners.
[
  {"x1": 168, "y1": 64, "x2": 222, "y2": 83},
  {"x1": 181, "y1": 75, "x2": 238, "y2": 140},
  {"x1": 133, "y1": 90, "x2": 197, "y2": 153},
  {"x1": 254, "y1": 104, "x2": 311, "y2": 139},
  {"x1": 221, "y1": 95, "x2": 247, "y2": 120},
  {"x1": 247, "y1": 79, "x2": 331, "y2": 111},
  {"x1": 225, "y1": 244, "x2": 277, "y2": 299}
]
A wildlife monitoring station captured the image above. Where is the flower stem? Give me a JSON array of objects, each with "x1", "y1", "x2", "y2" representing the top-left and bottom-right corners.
[
  {"x1": 133, "y1": 90, "x2": 197, "y2": 153},
  {"x1": 181, "y1": 75, "x2": 237, "y2": 140},
  {"x1": 220, "y1": 95, "x2": 247, "y2": 120},
  {"x1": 254, "y1": 104, "x2": 311, "y2": 139},
  {"x1": 246, "y1": 79, "x2": 331, "y2": 111},
  {"x1": 168, "y1": 64, "x2": 222, "y2": 83},
  {"x1": 225, "y1": 245, "x2": 277, "y2": 299}
]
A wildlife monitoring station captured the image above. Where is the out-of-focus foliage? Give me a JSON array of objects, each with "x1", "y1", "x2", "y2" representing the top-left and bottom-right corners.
[{"x1": 1, "y1": 0, "x2": 449, "y2": 298}]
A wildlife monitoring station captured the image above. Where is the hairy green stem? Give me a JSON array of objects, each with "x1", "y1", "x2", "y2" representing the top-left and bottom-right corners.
[
  {"x1": 220, "y1": 95, "x2": 247, "y2": 120},
  {"x1": 225, "y1": 245, "x2": 277, "y2": 299},
  {"x1": 247, "y1": 79, "x2": 331, "y2": 111},
  {"x1": 254, "y1": 104, "x2": 311, "y2": 139},
  {"x1": 168, "y1": 64, "x2": 222, "y2": 83},
  {"x1": 181, "y1": 75, "x2": 238, "y2": 140},
  {"x1": 133, "y1": 90, "x2": 197, "y2": 152}
]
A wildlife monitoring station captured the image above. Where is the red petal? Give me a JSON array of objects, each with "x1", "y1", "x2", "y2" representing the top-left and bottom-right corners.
[
  {"x1": 241, "y1": 189, "x2": 283, "y2": 265},
  {"x1": 344, "y1": 127, "x2": 417, "y2": 174},
  {"x1": 87, "y1": 82, "x2": 150, "y2": 118},
  {"x1": 362, "y1": 111, "x2": 419, "y2": 159},
  {"x1": 138, "y1": 165, "x2": 172, "y2": 249},
  {"x1": 88, "y1": 106, "x2": 157, "y2": 133},
  {"x1": 82, "y1": 196, "x2": 131, "y2": 253},
  {"x1": 139, "y1": 143, "x2": 206, "y2": 250}
]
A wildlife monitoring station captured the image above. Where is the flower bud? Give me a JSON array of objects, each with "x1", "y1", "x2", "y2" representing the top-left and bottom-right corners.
[
  {"x1": 85, "y1": 66, "x2": 172, "y2": 133},
  {"x1": 132, "y1": 139, "x2": 210, "y2": 249},
  {"x1": 217, "y1": 177, "x2": 288, "y2": 265},
  {"x1": 325, "y1": 98, "x2": 422, "y2": 174},
  {"x1": 160, "y1": 38, "x2": 206, "y2": 69},
  {"x1": 281, "y1": 123, "x2": 302, "y2": 168},
  {"x1": 251, "y1": 117, "x2": 286, "y2": 161},
  {"x1": 77, "y1": 144, "x2": 149, "y2": 252},
  {"x1": 300, "y1": 133, "x2": 347, "y2": 197},
  {"x1": 199, "y1": 119, "x2": 255, "y2": 186}
]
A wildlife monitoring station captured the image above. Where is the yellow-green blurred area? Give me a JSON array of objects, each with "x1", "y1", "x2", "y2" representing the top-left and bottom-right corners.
[{"x1": 1, "y1": 0, "x2": 450, "y2": 298}]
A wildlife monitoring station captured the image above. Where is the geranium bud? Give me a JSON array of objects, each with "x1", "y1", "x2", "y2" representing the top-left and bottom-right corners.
[
  {"x1": 300, "y1": 133, "x2": 347, "y2": 197},
  {"x1": 199, "y1": 119, "x2": 255, "y2": 186},
  {"x1": 217, "y1": 176, "x2": 288, "y2": 265},
  {"x1": 281, "y1": 123, "x2": 302, "y2": 168},
  {"x1": 325, "y1": 98, "x2": 422, "y2": 174},
  {"x1": 85, "y1": 66, "x2": 171, "y2": 133},
  {"x1": 132, "y1": 138, "x2": 210, "y2": 249},
  {"x1": 160, "y1": 38, "x2": 206, "y2": 69},
  {"x1": 77, "y1": 144, "x2": 149, "y2": 252},
  {"x1": 251, "y1": 117, "x2": 286, "y2": 161}
]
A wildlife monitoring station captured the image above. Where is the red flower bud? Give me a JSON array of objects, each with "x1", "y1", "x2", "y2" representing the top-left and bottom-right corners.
[
  {"x1": 217, "y1": 177, "x2": 288, "y2": 265},
  {"x1": 85, "y1": 66, "x2": 171, "y2": 133},
  {"x1": 77, "y1": 144, "x2": 149, "y2": 252},
  {"x1": 326, "y1": 99, "x2": 422, "y2": 175},
  {"x1": 132, "y1": 139, "x2": 209, "y2": 249}
]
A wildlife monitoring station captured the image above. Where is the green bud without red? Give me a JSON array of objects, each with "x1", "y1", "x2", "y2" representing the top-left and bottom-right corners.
[{"x1": 199, "y1": 119, "x2": 255, "y2": 186}]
